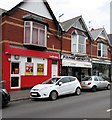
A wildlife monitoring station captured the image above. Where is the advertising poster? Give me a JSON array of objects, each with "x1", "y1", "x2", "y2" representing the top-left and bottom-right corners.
[
  {"x1": 37, "y1": 64, "x2": 44, "y2": 75},
  {"x1": 25, "y1": 63, "x2": 33, "y2": 75}
]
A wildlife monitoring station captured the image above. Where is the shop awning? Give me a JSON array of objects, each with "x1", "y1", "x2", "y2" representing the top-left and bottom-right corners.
[{"x1": 62, "y1": 59, "x2": 92, "y2": 68}]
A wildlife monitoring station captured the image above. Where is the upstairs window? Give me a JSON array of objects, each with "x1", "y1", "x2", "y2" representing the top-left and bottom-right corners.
[
  {"x1": 24, "y1": 21, "x2": 47, "y2": 47},
  {"x1": 71, "y1": 31, "x2": 86, "y2": 54},
  {"x1": 98, "y1": 43, "x2": 107, "y2": 58}
]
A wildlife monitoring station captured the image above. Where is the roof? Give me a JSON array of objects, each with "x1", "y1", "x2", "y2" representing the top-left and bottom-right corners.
[
  {"x1": 1, "y1": 0, "x2": 62, "y2": 32},
  {"x1": 61, "y1": 16, "x2": 93, "y2": 41},
  {"x1": 90, "y1": 28, "x2": 111, "y2": 46},
  {"x1": 0, "y1": 8, "x2": 7, "y2": 15},
  {"x1": 61, "y1": 16, "x2": 81, "y2": 32},
  {"x1": 107, "y1": 34, "x2": 112, "y2": 45},
  {"x1": 90, "y1": 28, "x2": 103, "y2": 40}
]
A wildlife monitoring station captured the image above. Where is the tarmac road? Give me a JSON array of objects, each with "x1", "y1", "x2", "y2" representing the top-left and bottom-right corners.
[{"x1": 2, "y1": 89, "x2": 111, "y2": 119}]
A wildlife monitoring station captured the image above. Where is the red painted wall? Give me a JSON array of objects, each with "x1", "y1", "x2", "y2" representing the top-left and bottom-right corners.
[
  {"x1": 21, "y1": 59, "x2": 52, "y2": 88},
  {"x1": 2, "y1": 52, "x2": 11, "y2": 92},
  {"x1": 3, "y1": 43, "x2": 60, "y2": 91}
]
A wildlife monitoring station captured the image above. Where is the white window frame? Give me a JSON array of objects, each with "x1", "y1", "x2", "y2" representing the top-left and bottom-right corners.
[
  {"x1": 24, "y1": 21, "x2": 47, "y2": 47},
  {"x1": 71, "y1": 32, "x2": 86, "y2": 54},
  {"x1": 97, "y1": 43, "x2": 107, "y2": 58}
]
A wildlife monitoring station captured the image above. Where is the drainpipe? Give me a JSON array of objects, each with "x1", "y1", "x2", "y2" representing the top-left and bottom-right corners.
[
  {"x1": 90, "y1": 38, "x2": 93, "y2": 76},
  {"x1": 0, "y1": 12, "x2": 2, "y2": 81},
  {"x1": 58, "y1": 14, "x2": 64, "y2": 76},
  {"x1": 108, "y1": 46, "x2": 112, "y2": 82}
]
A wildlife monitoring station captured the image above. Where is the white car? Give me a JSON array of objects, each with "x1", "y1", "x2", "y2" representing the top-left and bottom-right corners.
[
  {"x1": 30, "y1": 76, "x2": 81, "y2": 100},
  {"x1": 81, "y1": 76, "x2": 111, "y2": 92}
]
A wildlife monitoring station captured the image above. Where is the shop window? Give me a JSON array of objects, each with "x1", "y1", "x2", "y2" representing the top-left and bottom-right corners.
[
  {"x1": 24, "y1": 21, "x2": 47, "y2": 47},
  {"x1": 11, "y1": 63, "x2": 19, "y2": 74},
  {"x1": 25, "y1": 63, "x2": 33, "y2": 75},
  {"x1": 11, "y1": 77, "x2": 19, "y2": 87},
  {"x1": 52, "y1": 60, "x2": 57, "y2": 64},
  {"x1": 27, "y1": 57, "x2": 32, "y2": 62},
  {"x1": 37, "y1": 64, "x2": 44, "y2": 75}
]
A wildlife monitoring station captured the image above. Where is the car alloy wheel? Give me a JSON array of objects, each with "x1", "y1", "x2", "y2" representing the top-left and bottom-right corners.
[
  {"x1": 107, "y1": 84, "x2": 111, "y2": 90},
  {"x1": 50, "y1": 91, "x2": 58, "y2": 100},
  {"x1": 92, "y1": 86, "x2": 97, "y2": 92},
  {"x1": 75, "y1": 87, "x2": 81, "y2": 95}
]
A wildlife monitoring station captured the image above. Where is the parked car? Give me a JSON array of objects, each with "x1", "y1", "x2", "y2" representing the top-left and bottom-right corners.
[
  {"x1": 81, "y1": 76, "x2": 111, "y2": 92},
  {"x1": 30, "y1": 76, "x2": 81, "y2": 100},
  {"x1": 0, "y1": 81, "x2": 10, "y2": 107}
]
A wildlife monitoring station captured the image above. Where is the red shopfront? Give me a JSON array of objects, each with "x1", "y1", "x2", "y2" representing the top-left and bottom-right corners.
[{"x1": 2, "y1": 43, "x2": 60, "y2": 91}]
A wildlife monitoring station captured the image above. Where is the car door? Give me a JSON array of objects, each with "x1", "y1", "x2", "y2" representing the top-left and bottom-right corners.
[
  {"x1": 93, "y1": 76, "x2": 100, "y2": 88},
  {"x1": 97, "y1": 76, "x2": 104, "y2": 88},
  {"x1": 100, "y1": 77, "x2": 108, "y2": 88},
  {"x1": 57, "y1": 77, "x2": 71, "y2": 95},
  {"x1": 69, "y1": 77, "x2": 77, "y2": 93}
]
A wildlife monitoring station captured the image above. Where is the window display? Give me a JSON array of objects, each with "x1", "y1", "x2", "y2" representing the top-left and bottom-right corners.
[
  {"x1": 37, "y1": 64, "x2": 44, "y2": 75},
  {"x1": 25, "y1": 63, "x2": 33, "y2": 75}
]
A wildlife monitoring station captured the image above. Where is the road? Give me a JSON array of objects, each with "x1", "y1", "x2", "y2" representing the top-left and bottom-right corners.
[{"x1": 2, "y1": 90, "x2": 111, "y2": 119}]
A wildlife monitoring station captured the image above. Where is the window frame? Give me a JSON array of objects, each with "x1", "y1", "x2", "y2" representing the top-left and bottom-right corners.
[
  {"x1": 97, "y1": 43, "x2": 107, "y2": 58},
  {"x1": 24, "y1": 21, "x2": 47, "y2": 47},
  {"x1": 71, "y1": 31, "x2": 86, "y2": 54}
]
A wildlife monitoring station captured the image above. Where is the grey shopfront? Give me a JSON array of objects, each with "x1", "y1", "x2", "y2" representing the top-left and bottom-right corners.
[{"x1": 92, "y1": 58, "x2": 111, "y2": 81}]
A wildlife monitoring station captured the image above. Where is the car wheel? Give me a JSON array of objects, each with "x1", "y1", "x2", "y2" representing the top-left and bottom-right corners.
[
  {"x1": 107, "y1": 84, "x2": 111, "y2": 90},
  {"x1": 75, "y1": 87, "x2": 81, "y2": 95},
  {"x1": 50, "y1": 91, "x2": 58, "y2": 100},
  {"x1": 92, "y1": 86, "x2": 97, "y2": 92}
]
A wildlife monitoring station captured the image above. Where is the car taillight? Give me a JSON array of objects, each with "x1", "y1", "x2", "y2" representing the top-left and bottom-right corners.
[{"x1": 88, "y1": 82, "x2": 91, "y2": 85}]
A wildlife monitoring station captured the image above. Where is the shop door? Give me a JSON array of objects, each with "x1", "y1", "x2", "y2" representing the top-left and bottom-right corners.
[
  {"x1": 11, "y1": 62, "x2": 20, "y2": 89},
  {"x1": 52, "y1": 60, "x2": 58, "y2": 77}
]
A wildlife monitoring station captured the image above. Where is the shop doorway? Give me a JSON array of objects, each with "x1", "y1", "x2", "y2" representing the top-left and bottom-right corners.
[
  {"x1": 72, "y1": 67, "x2": 81, "y2": 82},
  {"x1": 10, "y1": 62, "x2": 20, "y2": 89},
  {"x1": 52, "y1": 60, "x2": 58, "y2": 77}
]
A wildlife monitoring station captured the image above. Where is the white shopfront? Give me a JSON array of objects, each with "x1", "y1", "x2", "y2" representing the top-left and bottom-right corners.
[{"x1": 61, "y1": 54, "x2": 92, "y2": 81}]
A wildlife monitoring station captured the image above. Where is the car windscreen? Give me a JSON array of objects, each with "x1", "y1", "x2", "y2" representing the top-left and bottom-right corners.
[
  {"x1": 42, "y1": 77, "x2": 60, "y2": 84},
  {"x1": 82, "y1": 76, "x2": 92, "y2": 81}
]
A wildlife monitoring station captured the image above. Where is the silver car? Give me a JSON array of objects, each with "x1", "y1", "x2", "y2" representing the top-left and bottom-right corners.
[{"x1": 81, "y1": 76, "x2": 111, "y2": 92}]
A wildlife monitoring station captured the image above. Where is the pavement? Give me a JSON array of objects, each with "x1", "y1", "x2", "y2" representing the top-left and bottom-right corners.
[{"x1": 10, "y1": 89, "x2": 31, "y2": 102}]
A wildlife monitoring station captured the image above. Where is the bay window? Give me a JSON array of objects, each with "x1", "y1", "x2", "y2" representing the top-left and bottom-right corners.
[
  {"x1": 98, "y1": 43, "x2": 107, "y2": 58},
  {"x1": 71, "y1": 31, "x2": 86, "y2": 54},
  {"x1": 24, "y1": 21, "x2": 47, "y2": 47}
]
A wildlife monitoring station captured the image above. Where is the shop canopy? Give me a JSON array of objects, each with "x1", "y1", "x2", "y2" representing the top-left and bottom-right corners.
[{"x1": 62, "y1": 59, "x2": 92, "y2": 68}]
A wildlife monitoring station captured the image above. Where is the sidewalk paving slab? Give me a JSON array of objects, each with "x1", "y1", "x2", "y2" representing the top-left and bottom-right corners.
[{"x1": 10, "y1": 89, "x2": 31, "y2": 102}]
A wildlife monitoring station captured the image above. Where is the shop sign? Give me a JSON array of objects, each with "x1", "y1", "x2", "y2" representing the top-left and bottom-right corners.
[
  {"x1": 62, "y1": 54, "x2": 90, "y2": 62},
  {"x1": 49, "y1": 55, "x2": 59, "y2": 59}
]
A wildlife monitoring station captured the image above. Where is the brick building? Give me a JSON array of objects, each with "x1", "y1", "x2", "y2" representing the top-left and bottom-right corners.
[
  {"x1": 90, "y1": 28, "x2": 111, "y2": 81},
  {"x1": 1, "y1": 0, "x2": 111, "y2": 92},
  {"x1": 107, "y1": 34, "x2": 112, "y2": 81},
  {"x1": 60, "y1": 16, "x2": 93, "y2": 81},
  {"x1": 1, "y1": 0, "x2": 62, "y2": 91}
]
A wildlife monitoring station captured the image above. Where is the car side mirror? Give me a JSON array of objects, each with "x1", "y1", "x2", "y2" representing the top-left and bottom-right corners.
[{"x1": 59, "y1": 82, "x2": 62, "y2": 86}]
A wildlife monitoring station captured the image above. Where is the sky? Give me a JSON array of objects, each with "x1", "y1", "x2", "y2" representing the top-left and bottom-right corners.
[{"x1": 0, "y1": 0, "x2": 111, "y2": 33}]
